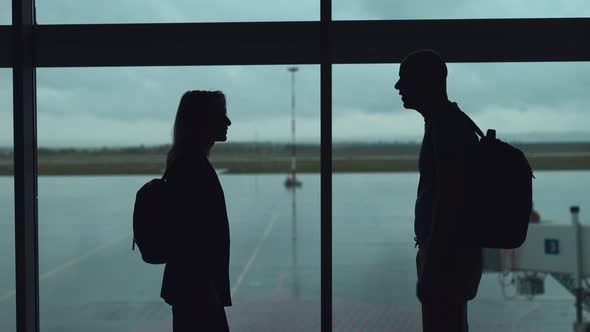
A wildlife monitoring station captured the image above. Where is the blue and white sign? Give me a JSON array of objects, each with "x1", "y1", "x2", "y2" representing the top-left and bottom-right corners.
[{"x1": 544, "y1": 238, "x2": 560, "y2": 255}]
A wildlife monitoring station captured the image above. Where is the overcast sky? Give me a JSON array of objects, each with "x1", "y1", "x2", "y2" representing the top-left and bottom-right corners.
[
  {"x1": 2, "y1": 0, "x2": 589, "y2": 23},
  {"x1": 1, "y1": 1, "x2": 589, "y2": 147}
]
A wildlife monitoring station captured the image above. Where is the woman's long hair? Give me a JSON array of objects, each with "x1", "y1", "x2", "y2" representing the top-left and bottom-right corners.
[{"x1": 166, "y1": 90, "x2": 226, "y2": 168}]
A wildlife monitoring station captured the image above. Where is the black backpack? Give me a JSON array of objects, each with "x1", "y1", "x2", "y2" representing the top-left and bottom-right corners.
[
  {"x1": 132, "y1": 174, "x2": 173, "y2": 264},
  {"x1": 462, "y1": 111, "x2": 535, "y2": 249}
]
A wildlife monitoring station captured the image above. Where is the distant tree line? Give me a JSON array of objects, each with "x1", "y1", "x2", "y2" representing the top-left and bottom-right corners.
[{"x1": 0, "y1": 141, "x2": 588, "y2": 157}]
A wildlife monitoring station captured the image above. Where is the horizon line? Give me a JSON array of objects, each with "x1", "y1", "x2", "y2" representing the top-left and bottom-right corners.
[{"x1": 0, "y1": 140, "x2": 588, "y2": 151}]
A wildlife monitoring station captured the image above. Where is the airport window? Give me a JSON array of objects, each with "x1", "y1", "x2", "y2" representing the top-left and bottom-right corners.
[
  {"x1": 332, "y1": 64, "x2": 415, "y2": 330},
  {"x1": 36, "y1": 65, "x2": 321, "y2": 331},
  {"x1": 8, "y1": 0, "x2": 590, "y2": 330},
  {"x1": 35, "y1": 0, "x2": 320, "y2": 24},
  {"x1": 333, "y1": 63, "x2": 590, "y2": 330},
  {"x1": 333, "y1": 0, "x2": 590, "y2": 20},
  {"x1": 0, "y1": 69, "x2": 15, "y2": 332}
]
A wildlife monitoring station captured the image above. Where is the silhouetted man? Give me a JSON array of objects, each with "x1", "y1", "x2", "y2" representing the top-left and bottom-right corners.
[{"x1": 394, "y1": 50, "x2": 483, "y2": 331}]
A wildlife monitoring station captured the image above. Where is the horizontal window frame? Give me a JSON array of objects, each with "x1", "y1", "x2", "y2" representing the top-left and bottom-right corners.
[{"x1": 2, "y1": 18, "x2": 590, "y2": 68}]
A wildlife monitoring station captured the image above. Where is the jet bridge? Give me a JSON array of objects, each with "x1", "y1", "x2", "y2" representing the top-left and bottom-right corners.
[{"x1": 483, "y1": 206, "x2": 590, "y2": 332}]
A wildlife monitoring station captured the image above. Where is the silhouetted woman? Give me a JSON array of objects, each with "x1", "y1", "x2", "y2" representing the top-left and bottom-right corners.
[{"x1": 161, "y1": 90, "x2": 232, "y2": 332}]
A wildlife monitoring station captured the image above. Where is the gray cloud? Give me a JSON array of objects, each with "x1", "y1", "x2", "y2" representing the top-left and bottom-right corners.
[
  {"x1": 6, "y1": 61, "x2": 590, "y2": 147},
  {"x1": 334, "y1": 0, "x2": 590, "y2": 20},
  {"x1": 34, "y1": 66, "x2": 321, "y2": 146},
  {"x1": 35, "y1": 0, "x2": 319, "y2": 24},
  {"x1": 4, "y1": 0, "x2": 589, "y2": 26},
  {"x1": 38, "y1": 65, "x2": 320, "y2": 121}
]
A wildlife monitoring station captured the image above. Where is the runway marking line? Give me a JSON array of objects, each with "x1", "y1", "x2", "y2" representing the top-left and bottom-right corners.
[
  {"x1": 2, "y1": 211, "x2": 281, "y2": 302},
  {"x1": 0, "y1": 234, "x2": 129, "y2": 303},
  {"x1": 275, "y1": 272, "x2": 286, "y2": 296},
  {"x1": 231, "y1": 212, "x2": 280, "y2": 297}
]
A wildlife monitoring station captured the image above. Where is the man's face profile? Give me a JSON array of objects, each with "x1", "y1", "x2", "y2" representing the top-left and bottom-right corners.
[{"x1": 394, "y1": 63, "x2": 422, "y2": 110}]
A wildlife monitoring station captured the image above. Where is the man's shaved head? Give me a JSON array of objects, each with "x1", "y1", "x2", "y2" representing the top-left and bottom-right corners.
[
  {"x1": 400, "y1": 49, "x2": 448, "y2": 86},
  {"x1": 394, "y1": 49, "x2": 449, "y2": 112}
]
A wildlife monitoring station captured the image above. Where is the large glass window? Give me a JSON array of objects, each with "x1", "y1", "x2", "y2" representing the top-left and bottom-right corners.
[
  {"x1": 333, "y1": 63, "x2": 590, "y2": 330},
  {"x1": 35, "y1": 0, "x2": 319, "y2": 24},
  {"x1": 0, "y1": 69, "x2": 15, "y2": 331},
  {"x1": 36, "y1": 65, "x2": 321, "y2": 331},
  {"x1": 334, "y1": 0, "x2": 590, "y2": 20}
]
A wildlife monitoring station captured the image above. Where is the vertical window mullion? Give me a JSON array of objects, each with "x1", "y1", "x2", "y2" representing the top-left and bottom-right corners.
[
  {"x1": 12, "y1": 0, "x2": 39, "y2": 331},
  {"x1": 320, "y1": 0, "x2": 332, "y2": 330}
]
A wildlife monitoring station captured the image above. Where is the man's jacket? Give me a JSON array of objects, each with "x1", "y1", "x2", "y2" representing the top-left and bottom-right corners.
[{"x1": 415, "y1": 101, "x2": 483, "y2": 302}]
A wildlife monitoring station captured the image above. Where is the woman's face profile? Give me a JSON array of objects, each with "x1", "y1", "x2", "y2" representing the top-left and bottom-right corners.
[{"x1": 209, "y1": 100, "x2": 231, "y2": 142}]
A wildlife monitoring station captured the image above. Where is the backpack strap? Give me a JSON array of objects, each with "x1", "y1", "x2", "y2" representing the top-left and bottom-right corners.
[{"x1": 458, "y1": 109, "x2": 485, "y2": 139}]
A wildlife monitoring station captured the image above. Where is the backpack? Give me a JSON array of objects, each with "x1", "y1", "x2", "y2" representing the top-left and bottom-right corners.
[
  {"x1": 461, "y1": 111, "x2": 535, "y2": 249},
  {"x1": 132, "y1": 174, "x2": 173, "y2": 264}
]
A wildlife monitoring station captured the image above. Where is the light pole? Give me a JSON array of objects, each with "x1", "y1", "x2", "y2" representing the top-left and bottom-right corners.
[{"x1": 285, "y1": 66, "x2": 302, "y2": 188}]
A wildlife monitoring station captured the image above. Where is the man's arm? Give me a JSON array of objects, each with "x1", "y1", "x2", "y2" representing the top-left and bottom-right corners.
[
  {"x1": 418, "y1": 115, "x2": 473, "y2": 300},
  {"x1": 430, "y1": 118, "x2": 472, "y2": 244}
]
